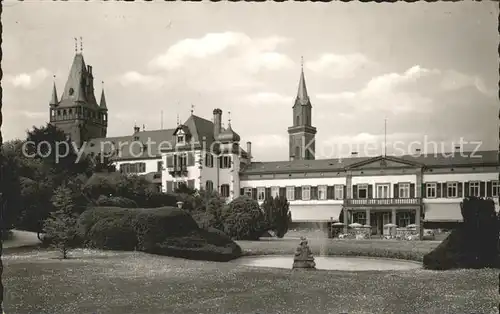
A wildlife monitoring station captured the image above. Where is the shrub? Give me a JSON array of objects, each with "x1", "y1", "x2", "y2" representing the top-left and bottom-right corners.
[
  {"x1": 144, "y1": 192, "x2": 178, "y2": 208},
  {"x1": 86, "y1": 216, "x2": 137, "y2": 250},
  {"x1": 95, "y1": 195, "x2": 138, "y2": 208},
  {"x1": 223, "y1": 196, "x2": 267, "y2": 240},
  {"x1": 78, "y1": 206, "x2": 199, "y2": 251},
  {"x1": 152, "y1": 229, "x2": 242, "y2": 262},
  {"x1": 77, "y1": 206, "x2": 242, "y2": 261},
  {"x1": 423, "y1": 197, "x2": 499, "y2": 270}
]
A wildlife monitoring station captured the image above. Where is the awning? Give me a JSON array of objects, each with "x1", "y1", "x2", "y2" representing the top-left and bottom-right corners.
[
  {"x1": 290, "y1": 204, "x2": 342, "y2": 222},
  {"x1": 424, "y1": 203, "x2": 463, "y2": 222}
]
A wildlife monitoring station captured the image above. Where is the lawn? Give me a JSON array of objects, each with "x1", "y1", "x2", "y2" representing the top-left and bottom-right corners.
[{"x1": 2, "y1": 239, "x2": 499, "y2": 314}]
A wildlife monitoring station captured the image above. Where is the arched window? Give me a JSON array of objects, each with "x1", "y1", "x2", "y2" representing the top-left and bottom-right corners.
[
  {"x1": 206, "y1": 180, "x2": 214, "y2": 192},
  {"x1": 296, "y1": 115, "x2": 300, "y2": 125},
  {"x1": 220, "y1": 184, "x2": 230, "y2": 197},
  {"x1": 295, "y1": 146, "x2": 301, "y2": 159}
]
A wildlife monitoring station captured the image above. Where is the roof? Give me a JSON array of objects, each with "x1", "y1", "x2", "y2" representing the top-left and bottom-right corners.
[
  {"x1": 82, "y1": 114, "x2": 243, "y2": 160},
  {"x1": 99, "y1": 89, "x2": 107, "y2": 110},
  {"x1": 217, "y1": 123, "x2": 241, "y2": 142},
  {"x1": 295, "y1": 66, "x2": 310, "y2": 107},
  {"x1": 57, "y1": 53, "x2": 99, "y2": 109},
  {"x1": 49, "y1": 82, "x2": 58, "y2": 106},
  {"x1": 84, "y1": 128, "x2": 176, "y2": 160},
  {"x1": 241, "y1": 150, "x2": 498, "y2": 174}
]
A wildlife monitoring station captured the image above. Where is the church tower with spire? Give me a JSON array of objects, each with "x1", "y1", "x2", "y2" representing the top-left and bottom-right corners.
[
  {"x1": 49, "y1": 39, "x2": 108, "y2": 148},
  {"x1": 287, "y1": 57, "x2": 317, "y2": 161}
]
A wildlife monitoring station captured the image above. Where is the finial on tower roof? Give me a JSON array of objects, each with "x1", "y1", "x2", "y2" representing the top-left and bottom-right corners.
[
  {"x1": 80, "y1": 36, "x2": 83, "y2": 53},
  {"x1": 191, "y1": 104, "x2": 195, "y2": 115},
  {"x1": 50, "y1": 74, "x2": 59, "y2": 106},
  {"x1": 228, "y1": 111, "x2": 231, "y2": 125},
  {"x1": 301, "y1": 56, "x2": 304, "y2": 70},
  {"x1": 177, "y1": 113, "x2": 180, "y2": 126},
  {"x1": 74, "y1": 37, "x2": 78, "y2": 53}
]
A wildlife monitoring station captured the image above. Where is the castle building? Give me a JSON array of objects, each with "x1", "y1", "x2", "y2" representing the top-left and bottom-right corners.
[
  {"x1": 51, "y1": 50, "x2": 499, "y2": 239},
  {"x1": 49, "y1": 50, "x2": 108, "y2": 148}
]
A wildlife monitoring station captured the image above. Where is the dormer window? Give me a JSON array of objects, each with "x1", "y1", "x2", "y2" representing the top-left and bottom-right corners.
[{"x1": 177, "y1": 134, "x2": 185, "y2": 144}]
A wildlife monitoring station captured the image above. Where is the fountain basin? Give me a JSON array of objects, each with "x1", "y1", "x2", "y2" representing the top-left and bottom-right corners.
[{"x1": 232, "y1": 255, "x2": 421, "y2": 271}]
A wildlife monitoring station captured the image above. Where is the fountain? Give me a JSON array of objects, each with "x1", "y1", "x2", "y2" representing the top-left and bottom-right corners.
[{"x1": 292, "y1": 237, "x2": 316, "y2": 270}]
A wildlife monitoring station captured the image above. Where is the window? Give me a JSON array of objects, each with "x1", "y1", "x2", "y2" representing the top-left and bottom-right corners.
[
  {"x1": 493, "y1": 181, "x2": 499, "y2": 197},
  {"x1": 334, "y1": 185, "x2": 344, "y2": 200},
  {"x1": 244, "y1": 187, "x2": 252, "y2": 197},
  {"x1": 399, "y1": 183, "x2": 410, "y2": 198},
  {"x1": 469, "y1": 181, "x2": 480, "y2": 197},
  {"x1": 398, "y1": 212, "x2": 411, "y2": 228},
  {"x1": 271, "y1": 186, "x2": 280, "y2": 198},
  {"x1": 157, "y1": 161, "x2": 163, "y2": 172},
  {"x1": 205, "y1": 180, "x2": 214, "y2": 192},
  {"x1": 220, "y1": 184, "x2": 230, "y2": 197},
  {"x1": 177, "y1": 134, "x2": 185, "y2": 145},
  {"x1": 138, "y1": 162, "x2": 146, "y2": 173},
  {"x1": 257, "y1": 187, "x2": 265, "y2": 201},
  {"x1": 295, "y1": 147, "x2": 301, "y2": 159},
  {"x1": 318, "y1": 185, "x2": 327, "y2": 200},
  {"x1": 286, "y1": 186, "x2": 295, "y2": 201},
  {"x1": 220, "y1": 156, "x2": 232, "y2": 169},
  {"x1": 426, "y1": 183, "x2": 437, "y2": 198},
  {"x1": 447, "y1": 182, "x2": 458, "y2": 198},
  {"x1": 296, "y1": 116, "x2": 300, "y2": 125},
  {"x1": 174, "y1": 181, "x2": 186, "y2": 191},
  {"x1": 352, "y1": 212, "x2": 366, "y2": 225},
  {"x1": 178, "y1": 154, "x2": 187, "y2": 167},
  {"x1": 205, "y1": 153, "x2": 214, "y2": 167},
  {"x1": 302, "y1": 186, "x2": 311, "y2": 200},
  {"x1": 376, "y1": 184, "x2": 390, "y2": 199},
  {"x1": 357, "y1": 184, "x2": 368, "y2": 199}
]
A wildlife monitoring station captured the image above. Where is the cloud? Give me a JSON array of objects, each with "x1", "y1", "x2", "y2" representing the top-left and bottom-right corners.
[
  {"x1": 440, "y1": 70, "x2": 495, "y2": 96},
  {"x1": 242, "y1": 92, "x2": 293, "y2": 106},
  {"x1": 245, "y1": 133, "x2": 289, "y2": 161},
  {"x1": 315, "y1": 65, "x2": 438, "y2": 115},
  {"x1": 149, "y1": 32, "x2": 250, "y2": 70},
  {"x1": 306, "y1": 53, "x2": 373, "y2": 79},
  {"x1": 319, "y1": 132, "x2": 423, "y2": 158},
  {"x1": 5, "y1": 68, "x2": 50, "y2": 89},
  {"x1": 118, "y1": 71, "x2": 164, "y2": 90},
  {"x1": 364, "y1": 65, "x2": 439, "y2": 93},
  {"x1": 147, "y1": 32, "x2": 294, "y2": 92}
]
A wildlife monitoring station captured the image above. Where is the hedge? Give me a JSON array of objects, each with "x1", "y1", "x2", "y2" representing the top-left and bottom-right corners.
[{"x1": 77, "y1": 206, "x2": 242, "y2": 261}]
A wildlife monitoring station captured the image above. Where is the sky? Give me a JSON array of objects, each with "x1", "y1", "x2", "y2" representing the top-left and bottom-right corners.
[{"x1": 3, "y1": 1, "x2": 499, "y2": 161}]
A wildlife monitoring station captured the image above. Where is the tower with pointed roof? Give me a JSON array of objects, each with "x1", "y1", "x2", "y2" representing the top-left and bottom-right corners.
[
  {"x1": 287, "y1": 58, "x2": 317, "y2": 161},
  {"x1": 49, "y1": 43, "x2": 108, "y2": 148}
]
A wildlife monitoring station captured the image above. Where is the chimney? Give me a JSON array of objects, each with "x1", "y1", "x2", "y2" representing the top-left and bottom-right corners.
[
  {"x1": 415, "y1": 148, "x2": 421, "y2": 153},
  {"x1": 455, "y1": 145, "x2": 461, "y2": 151},
  {"x1": 87, "y1": 65, "x2": 92, "y2": 75},
  {"x1": 213, "y1": 108, "x2": 222, "y2": 137},
  {"x1": 246, "y1": 141, "x2": 252, "y2": 161},
  {"x1": 133, "y1": 125, "x2": 140, "y2": 133},
  {"x1": 351, "y1": 151, "x2": 358, "y2": 156}
]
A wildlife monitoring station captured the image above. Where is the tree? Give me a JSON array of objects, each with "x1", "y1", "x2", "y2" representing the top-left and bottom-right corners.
[
  {"x1": 423, "y1": 196, "x2": 499, "y2": 270},
  {"x1": 271, "y1": 196, "x2": 291, "y2": 238},
  {"x1": 223, "y1": 196, "x2": 267, "y2": 240},
  {"x1": 25, "y1": 123, "x2": 91, "y2": 180},
  {"x1": 1, "y1": 86, "x2": 4, "y2": 313},
  {"x1": 0, "y1": 146, "x2": 22, "y2": 230},
  {"x1": 43, "y1": 184, "x2": 80, "y2": 259},
  {"x1": 261, "y1": 196, "x2": 291, "y2": 238}
]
